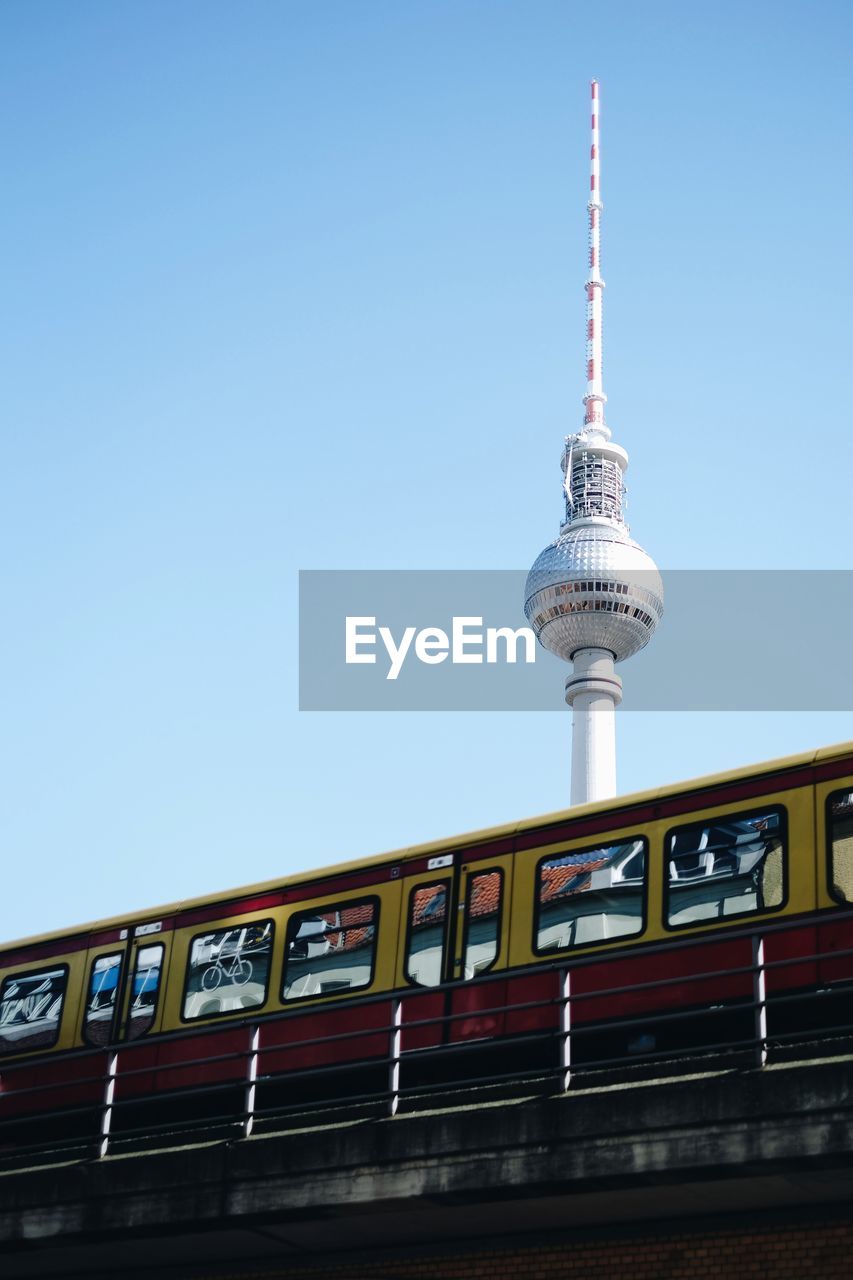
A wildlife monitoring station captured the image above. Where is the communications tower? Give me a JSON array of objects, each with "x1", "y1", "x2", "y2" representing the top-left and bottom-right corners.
[{"x1": 524, "y1": 81, "x2": 663, "y2": 806}]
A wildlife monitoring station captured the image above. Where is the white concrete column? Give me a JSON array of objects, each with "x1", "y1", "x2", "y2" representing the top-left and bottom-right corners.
[{"x1": 564, "y1": 647, "x2": 622, "y2": 807}]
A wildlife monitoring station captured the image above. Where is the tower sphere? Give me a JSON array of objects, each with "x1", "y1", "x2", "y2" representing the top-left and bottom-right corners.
[{"x1": 524, "y1": 519, "x2": 663, "y2": 664}]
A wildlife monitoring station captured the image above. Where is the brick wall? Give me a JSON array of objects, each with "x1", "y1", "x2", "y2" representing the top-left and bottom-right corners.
[{"x1": 209, "y1": 1216, "x2": 853, "y2": 1280}]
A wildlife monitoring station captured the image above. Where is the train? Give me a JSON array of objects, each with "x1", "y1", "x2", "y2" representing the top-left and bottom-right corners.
[{"x1": 2, "y1": 739, "x2": 853, "y2": 1153}]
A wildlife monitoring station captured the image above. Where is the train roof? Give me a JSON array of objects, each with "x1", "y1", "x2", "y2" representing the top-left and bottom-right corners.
[{"x1": 5, "y1": 738, "x2": 852, "y2": 954}]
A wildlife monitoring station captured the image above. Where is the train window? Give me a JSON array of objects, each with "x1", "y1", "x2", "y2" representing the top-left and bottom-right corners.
[
  {"x1": 535, "y1": 839, "x2": 647, "y2": 953},
  {"x1": 0, "y1": 965, "x2": 69, "y2": 1055},
  {"x1": 828, "y1": 789, "x2": 853, "y2": 902},
  {"x1": 462, "y1": 869, "x2": 503, "y2": 978},
  {"x1": 126, "y1": 944, "x2": 165, "y2": 1041},
  {"x1": 665, "y1": 807, "x2": 786, "y2": 928},
  {"x1": 84, "y1": 953, "x2": 122, "y2": 1047},
  {"x1": 283, "y1": 898, "x2": 378, "y2": 1001},
  {"x1": 405, "y1": 880, "x2": 450, "y2": 986},
  {"x1": 182, "y1": 920, "x2": 274, "y2": 1021}
]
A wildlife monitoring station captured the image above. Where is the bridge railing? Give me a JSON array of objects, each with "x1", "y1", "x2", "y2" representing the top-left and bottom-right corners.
[{"x1": 2, "y1": 904, "x2": 853, "y2": 1167}]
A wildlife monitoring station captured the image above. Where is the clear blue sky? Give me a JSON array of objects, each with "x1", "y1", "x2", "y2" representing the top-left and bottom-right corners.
[{"x1": 2, "y1": 1, "x2": 852, "y2": 941}]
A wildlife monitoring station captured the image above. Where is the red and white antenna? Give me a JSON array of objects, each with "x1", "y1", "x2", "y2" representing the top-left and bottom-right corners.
[{"x1": 583, "y1": 78, "x2": 608, "y2": 437}]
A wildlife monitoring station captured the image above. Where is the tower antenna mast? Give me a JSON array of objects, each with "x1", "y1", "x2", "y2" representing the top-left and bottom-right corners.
[{"x1": 584, "y1": 79, "x2": 607, "y2": 438}]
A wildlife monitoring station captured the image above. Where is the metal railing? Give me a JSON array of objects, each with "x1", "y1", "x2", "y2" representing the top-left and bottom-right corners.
[{"x1": 2, "y1": 904, "x2": 853, "y2": 1169}]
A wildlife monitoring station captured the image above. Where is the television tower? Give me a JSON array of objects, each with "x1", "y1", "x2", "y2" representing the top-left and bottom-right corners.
[{"x1": 524, "y1": 80, "x2": 663, "y2": 806}]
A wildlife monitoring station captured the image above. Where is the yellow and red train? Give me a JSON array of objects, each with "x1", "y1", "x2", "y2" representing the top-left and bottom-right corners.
[{"x1": 2, "y1": 740, "x2": 853, "y2": 1148}]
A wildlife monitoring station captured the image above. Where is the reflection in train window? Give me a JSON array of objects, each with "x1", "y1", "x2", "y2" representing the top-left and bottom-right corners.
[
  {"x1": 0, "y1": 966, "x2": 69, "y2": 1055},
  {"x1": 84, "y1": 953, "x2": 122, "y2": 1046},
  {"x1": 462, "y1": 870, "x2": 503, "y2": 978},
  {"x1": 405, "y1": 881, "x2": 449, "y2": 987},
  {"x1": 828, "y1": 789, "x2": 853, "y2": 902},
  {"x1": 183, "y1": 920, "x2": 274, "y2": 1021},
  {"x1": 536, "y1": 840, "x2": 647, "y2": 952},
  {"x1": 283, "y1": 898, "x2": 378, "y2": 1001},
  {"x1": 666, "y1": 808, "x2": 785, "y2": 927},
  {"x1": 126, "y1": 945, "x2": 164, "y2": 1041}
]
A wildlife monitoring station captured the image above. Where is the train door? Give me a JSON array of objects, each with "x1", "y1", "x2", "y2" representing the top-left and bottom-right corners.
[
  {"x1": 447, "y1": 855, "x2": 514, "y2": 1050},
  {"x1": 116, "y1": 929, "x2": 169, "y2": 1043},
  {"x1": 397, "y1": 853, "x2": 514, "y2": 1054},
  {"x1": 815, "y1": 775, "x2": 853, "y2": 1028},
  {"x1": 80, "y1": 946, "x2": 129, "y2": 1049},
  {"x1": 80, "y1": 924, "x2": 170, "y2": 1050},
  {"x1": 396, "y1": 861, "x2": 452, "y2": 1053}
]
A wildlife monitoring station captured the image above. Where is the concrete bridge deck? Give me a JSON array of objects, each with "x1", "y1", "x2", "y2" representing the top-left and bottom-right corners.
[{"x1": 2, "y1": 1055, "x2": 853, "y2": 1277}]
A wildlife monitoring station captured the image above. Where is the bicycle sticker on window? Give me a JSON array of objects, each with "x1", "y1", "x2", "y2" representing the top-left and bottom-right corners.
[{"x1": 183, "y1": 920, "x2": 274, "y2": 1021}]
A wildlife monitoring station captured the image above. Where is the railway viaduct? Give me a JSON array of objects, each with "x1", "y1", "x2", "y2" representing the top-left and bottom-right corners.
[{"x1": 2, "y1": 1053, "x2": 853, "y2": 1279}]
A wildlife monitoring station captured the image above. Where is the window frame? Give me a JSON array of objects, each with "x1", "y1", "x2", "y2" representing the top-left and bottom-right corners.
[
  {"x1": 0, "y1": 962, "x2": 70, "y2": 1057},
  {"x1": 532, "y1": 835, "x2": 649, "y2": 958},
  {"x1": 662, "y1": 804, "x2": 788, "y2": 932},
  {"x1": 180, "y1": 918, "x2": 276, "y2": 1024},
  {"x1": 82, "y1": 951, "x2": 125, "y2": 1048},
  {"x1": 826, "y1": 787, "x2": 853, "y2": 906},
  {"x1": 281, "y1": 895, "x2": 381, "y2": 1005},
  {"x1": 461, "y1": 867, "x2": 504, "y2": 979},
  {"x1": 403, "y1": 878, "x2": 452, "y2": 988},
  {"x1": 125, "y1": 942, "x2": 166, "y2": 1042}
]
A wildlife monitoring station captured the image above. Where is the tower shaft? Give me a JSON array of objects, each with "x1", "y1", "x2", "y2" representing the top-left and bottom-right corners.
[{"x1": 566, "y1": 648, "x2": 622, "y2": 805}]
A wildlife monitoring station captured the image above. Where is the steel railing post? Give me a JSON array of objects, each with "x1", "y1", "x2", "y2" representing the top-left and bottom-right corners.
[
  {"x1": 389, "y1": 997, "x2": 402, "y2": 1116},
  {"x1": 243, "y1": 1024, "x2": 260, "y2": 1138},
  {"x1": 752, "y1": 935, "x2": 768, "y2": 1067},
  {"x1": 98, "y1": 1050, "x2": 118, "y2": 1158},
  {"x1": 561, "y1": 968, "x2": 572, "y2": 1091}
]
